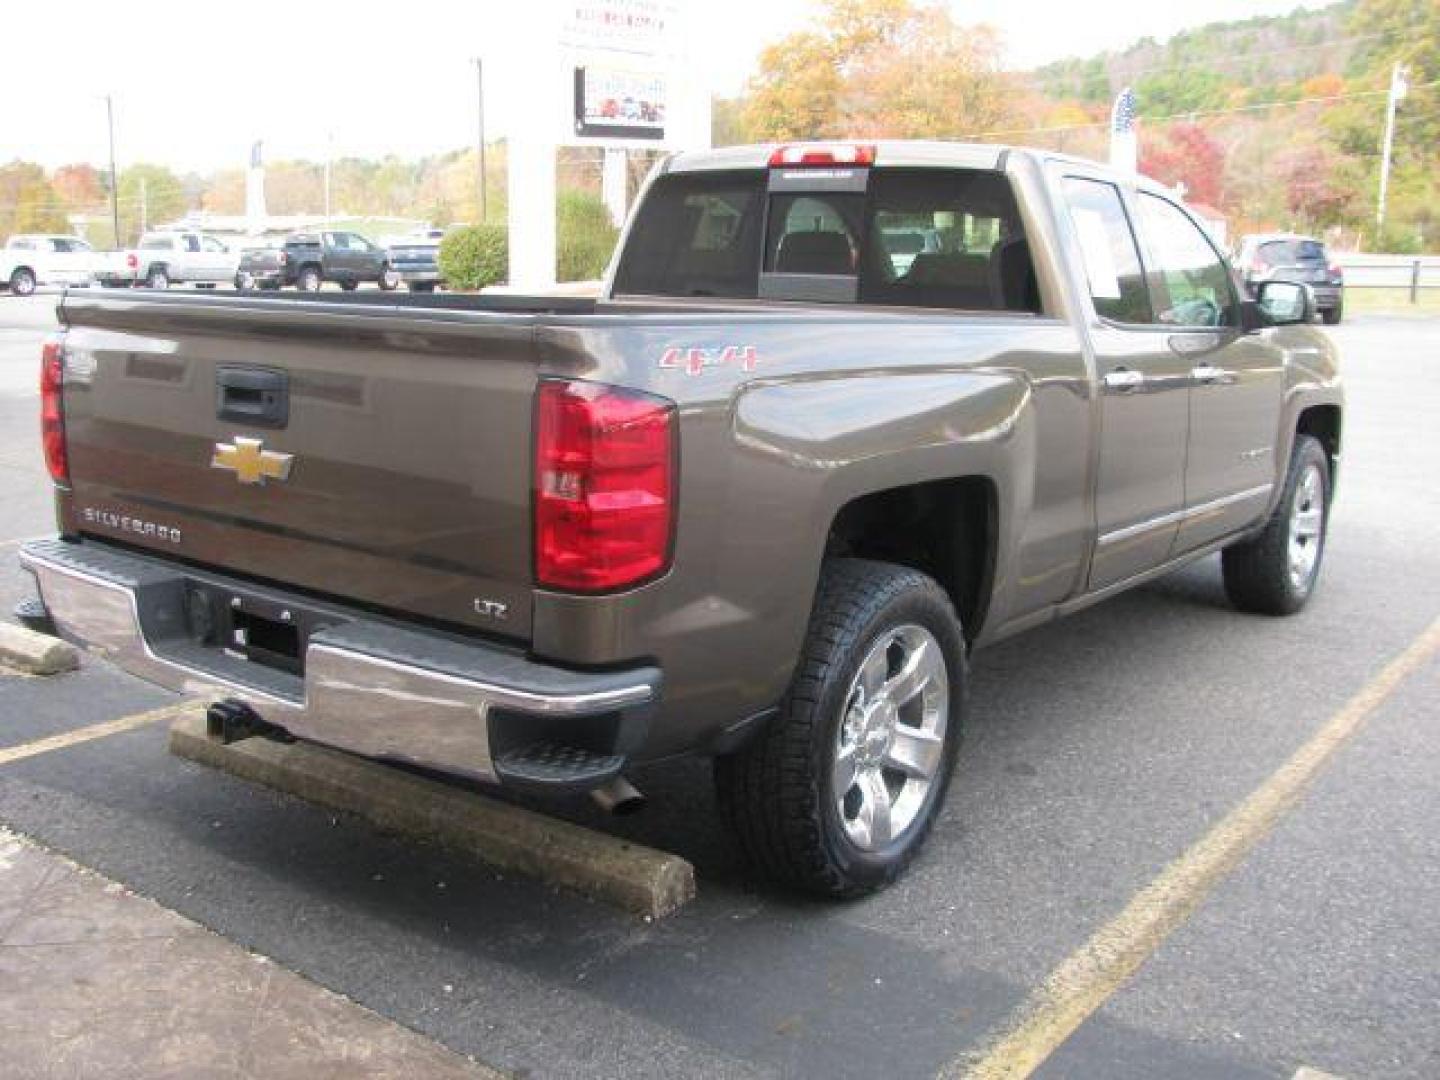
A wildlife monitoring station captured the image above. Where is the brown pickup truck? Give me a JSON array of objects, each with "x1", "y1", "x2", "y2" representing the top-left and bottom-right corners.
[{"x1": 22, "y1": 142, "x2": 1342, "y2": 896}]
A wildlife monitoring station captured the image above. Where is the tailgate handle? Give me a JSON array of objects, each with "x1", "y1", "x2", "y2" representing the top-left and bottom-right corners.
[{"x1": 217, "y1": 366, "x2": 289, "y2": 429}]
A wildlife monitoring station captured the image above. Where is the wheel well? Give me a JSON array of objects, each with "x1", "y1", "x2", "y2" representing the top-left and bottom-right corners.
[
  {"x1": 1296, "y1": 404, "x2": 1341, "y2": 476},
  {"x1": 10, "y1": 265, "x2": 34, "y2": 279},
  {"x1": 824, "y1": 478, "x2": 997, "y2": 644}
]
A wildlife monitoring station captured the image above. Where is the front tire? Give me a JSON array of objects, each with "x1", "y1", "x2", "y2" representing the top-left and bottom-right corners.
[
  {"x1": 9, "y1": 268, "x2": 36, "y2": 296},
  {"x1": 715, "y1": 559, "x2": 966, "y2": 897},
  {"x1": 297, "y1": 266, "x2": 322, "y2": 292},
  {"x1": 378, "y1": 266, "x2": 398, "y2": 291},
  {"x1": 1222, "y1": 435, "x2": 1330, "y2": 615}
]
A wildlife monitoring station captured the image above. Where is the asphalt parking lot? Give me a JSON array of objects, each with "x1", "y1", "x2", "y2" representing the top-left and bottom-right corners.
[{"x1": 1, "y1": 292, "x2": 1437, "y2": 1079}]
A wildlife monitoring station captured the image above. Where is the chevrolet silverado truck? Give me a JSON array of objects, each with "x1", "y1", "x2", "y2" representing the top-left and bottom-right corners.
[{"x1": 21, "y1": 142, "x2": 1342, "y2": 896}]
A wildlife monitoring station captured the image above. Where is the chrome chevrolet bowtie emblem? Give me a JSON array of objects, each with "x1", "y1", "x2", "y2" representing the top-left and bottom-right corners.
[{"x1": 211, "y1": 437, "x2": 294, "y2": 485}]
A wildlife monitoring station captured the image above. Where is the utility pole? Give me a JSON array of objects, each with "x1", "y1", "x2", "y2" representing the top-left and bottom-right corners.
[
  {"x1": 324, "y1": 132, "x2": 333, "y2": 224},
  {"x1": 139, "y1": 178, "x2": 148, "y2": 234},
  {"x1": 105, "y1": 95, "x2": 120, "y2": 246},
  {"x1": 474, "y1": 57, "x2": 488, "y2": 222},
  {"x1": 1376, "y1": 62, "x2": 1408, "y2": 234}
]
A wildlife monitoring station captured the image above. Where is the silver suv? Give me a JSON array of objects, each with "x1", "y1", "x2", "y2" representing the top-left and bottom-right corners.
[{"x1": 1237, "y1": 233, "x2": 1344, "y2": 325}]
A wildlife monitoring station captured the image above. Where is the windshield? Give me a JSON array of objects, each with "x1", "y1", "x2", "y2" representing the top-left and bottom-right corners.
[{"x1": 1257, "y1": 239, "x2": 1326, "y2": 266}]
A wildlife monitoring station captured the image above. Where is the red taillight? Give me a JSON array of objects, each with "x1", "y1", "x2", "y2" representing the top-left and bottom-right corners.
[
  {"x1": 125, "y1": 252, "x2": 138, "y2": 269},
  {"x1": 41, "y1": 337, "x2": 69, "y2": 487},
  {"x1": 1329, "y1": 263, "x2": 1343, "y2": 281},
  {"x1": 535, "y1": 380, "x2": 675, "y2": 593},
  {"x1": 768, "y1": 143, "x2": 876, "y2": 167},
  {"x1": 279, "y1": 251, "x2": 289, "y2": 266}
]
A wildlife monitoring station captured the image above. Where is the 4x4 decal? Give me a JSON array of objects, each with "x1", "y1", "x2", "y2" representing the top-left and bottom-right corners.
[{"x1": 659, "y1": 345, "x2": 760, "y2": 376}]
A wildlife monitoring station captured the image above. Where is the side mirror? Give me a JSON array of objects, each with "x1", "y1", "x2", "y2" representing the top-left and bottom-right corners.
[{"x1": 1255, "y1": 280, "x2": 1315, "y2": 326}]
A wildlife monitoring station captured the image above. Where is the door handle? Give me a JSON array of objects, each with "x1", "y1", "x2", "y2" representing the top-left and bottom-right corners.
[
  {"x1": 1102, "y1": 368, "x2": 1145, "y2": 393},
  {"x1": 1190, "y1": 363, "x2": 1234, "y2": 385}
]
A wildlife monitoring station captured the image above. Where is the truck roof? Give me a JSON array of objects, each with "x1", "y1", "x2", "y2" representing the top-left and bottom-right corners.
[{"x1": 662, "y1": 141, "x2": 1173, "y2": 195}]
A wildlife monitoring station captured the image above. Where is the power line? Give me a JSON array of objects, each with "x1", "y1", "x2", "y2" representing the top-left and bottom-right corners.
[
  {"x1": 1011, "y1": 26, "x2": 1424, "y2": 91},
  {"x1": 963, "y1": 79, "x2": 1440, "y2": 140}
]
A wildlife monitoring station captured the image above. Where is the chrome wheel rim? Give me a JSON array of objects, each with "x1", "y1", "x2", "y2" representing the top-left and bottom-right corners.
[
  {"x1": 1288, "y1": 464, "x2": 1324, "y2": 592},
  {"x1": 833, "y1": 624, "x2": 948, "y2": 851}
]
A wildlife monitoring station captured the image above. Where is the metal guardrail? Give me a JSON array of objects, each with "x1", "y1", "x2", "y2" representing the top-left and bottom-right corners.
[{"x1": 1333, "y1": 256, "x2": 1440, "y2": 302}]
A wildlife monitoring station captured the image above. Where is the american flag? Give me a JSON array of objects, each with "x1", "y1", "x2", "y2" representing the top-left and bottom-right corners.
[{"x1": 1111, "y1": 87, "x2": 1136, "y2": 134}]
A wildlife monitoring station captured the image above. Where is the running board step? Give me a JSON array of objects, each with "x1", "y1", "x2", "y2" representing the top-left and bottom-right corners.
[{"x1": 493, "y1": 741, "x2": 625, "y2": 791}]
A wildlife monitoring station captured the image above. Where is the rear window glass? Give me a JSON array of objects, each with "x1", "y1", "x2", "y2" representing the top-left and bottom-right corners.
[
  {"x1": 52, "y1": 238, "x2": 91, "y2": 253},
  {"x1": 611, "y1": 172, "x2": 765, "y2": 299},
  {"x1": 140, "y1": 237, "x2": 172, "y2": 250},
  {"x1": 613, "y1": 167, "x2": 1038, "y2": 312},
  {"x1": 1258, "y1": 240, "x2": 1325, "y2": 265}
]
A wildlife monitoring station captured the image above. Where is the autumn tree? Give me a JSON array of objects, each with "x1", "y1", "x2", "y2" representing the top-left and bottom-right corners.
[
  {"x1": 51, "y1": 164, "x2": 105, "y2": 211},
  {"x1": 1138, "y1": 123, "x2": 1226, "y2": 207},
  {"x1": 202, "y1": 169, "x2": 246, "y2": 215},
  {"x1": 0, "y1": 162, "x2": 67, "y2": 236},
  {"x1": 117, "y1": 164, "x2": 187, "y2": 241},
  {"x1": 738, "y1": 0, "x2": 1019, "y2": 141}
]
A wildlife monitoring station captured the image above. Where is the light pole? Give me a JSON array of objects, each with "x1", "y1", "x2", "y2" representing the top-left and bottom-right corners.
[
  {"x1": 1376, "y1": 62, "x2": 1408, "y2": 234},
  {"x1": 474, "y1": 57, "x2": 488, "y2": 222},
  {"x1": 104, "y1": 95, "x2": 120, "y2": 246}
]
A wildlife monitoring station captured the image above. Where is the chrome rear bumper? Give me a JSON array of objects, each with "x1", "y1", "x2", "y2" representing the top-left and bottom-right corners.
[{"x1": 20, "y1": 538, "x2": 658, "y2": 786}]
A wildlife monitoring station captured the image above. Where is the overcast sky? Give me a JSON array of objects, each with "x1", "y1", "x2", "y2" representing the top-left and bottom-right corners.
[{"x1": 8, "y1": 0, "x2": 1334, "y2": 172}]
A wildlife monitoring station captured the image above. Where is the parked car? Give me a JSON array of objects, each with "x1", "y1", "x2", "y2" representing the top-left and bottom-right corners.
[
  {"x1": 21, "y1": 141, "x2": 1342, "y2": 897},
  {"x1": 1, "y1": 235, "x2": 95, "y2": 295},
  {"x1": 384, "y1": 228, "x2": 447, "y2": 293},
  {"x1": 93, "y1": 231, "x2": 240, "y2": 290},
  {"x1": 1237, "y1": 233, "x2": 1344, "y2": 324},
  {"x1": 236, "y1": 231, "x2": 397, "y2": 292}
]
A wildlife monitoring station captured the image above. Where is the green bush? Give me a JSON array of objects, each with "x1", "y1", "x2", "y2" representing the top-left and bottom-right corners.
[
  {"x1": 438, "y1": 224, "x2": 508, "y2": 291},
  {"x1": 557, "y1": 190, "x2": 619, "y2": 282}
]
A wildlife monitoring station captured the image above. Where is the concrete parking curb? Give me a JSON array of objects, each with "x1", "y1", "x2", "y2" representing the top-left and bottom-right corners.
[
  {"x1": 169, "y1": 713, "x2": 696, "y2": 918},
  {"x1": 0, "y1": 621, "x2": 78, "y2": 675}
]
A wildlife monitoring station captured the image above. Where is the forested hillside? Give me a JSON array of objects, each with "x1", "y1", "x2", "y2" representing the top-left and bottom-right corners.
[{"x1": 719, "y1": 0, "x2": 1438, "y2": 251}]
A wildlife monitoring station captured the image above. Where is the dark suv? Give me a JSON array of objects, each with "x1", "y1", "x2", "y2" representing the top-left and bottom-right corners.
[
  {"x1": 236, "y1": 231, "x2": 397, "y2": 292},
  {"x1": 1236, "y1": 233, "x2": 1344, "y2": 324}
]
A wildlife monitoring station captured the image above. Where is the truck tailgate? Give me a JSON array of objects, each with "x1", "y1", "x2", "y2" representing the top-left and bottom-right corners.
[{"x1": 56, "y1": 294, "x2": 540, "y2": 638}]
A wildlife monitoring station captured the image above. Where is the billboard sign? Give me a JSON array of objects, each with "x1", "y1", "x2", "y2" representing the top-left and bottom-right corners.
[
  {"x1": 573, "y1": 66, "x2": 666, "y2": 140},
  {"x1": 560, "y1": 0, "x2": 677, "y2": 57}
]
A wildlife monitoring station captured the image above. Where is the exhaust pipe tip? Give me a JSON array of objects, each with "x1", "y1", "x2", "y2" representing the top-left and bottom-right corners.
[{"x1": 591, "y1": 776, "x2": 646, "y2": 816}]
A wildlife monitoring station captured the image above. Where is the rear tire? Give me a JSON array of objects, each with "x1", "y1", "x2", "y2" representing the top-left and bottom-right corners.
[
  {"x1": 408, "y1": 282, "x2": 437, "y2": 293},
  {"x1": 340, "y1": 280, "x2": 359, "y2": 292},
  {"x1": 1222, "y1": 435, "x2": 1330, "y2": 615},
  {"x1": 9, "y1": 268, "x2": 36, "y2": 297},
  {"x1": 378, "y1": 266, "x2": 398, "y2": 291},
  {"x1": 297, "y1": 266, "x2": 322, "y2": 292},
  {"x1": 145, "y1": 266, "x2": 170, "y2": 290},
  {"x1": 1321, "y1": 302, "x2": 1343, "y2": 325},
  {"x1": 715, "y1": 558, "x2": 966, "y2": 897}
]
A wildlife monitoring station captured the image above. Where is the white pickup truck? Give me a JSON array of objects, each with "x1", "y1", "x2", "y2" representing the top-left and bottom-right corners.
[
  {"x1": 96, "y1": 231, "x2": 241, "y2": 289},
  {"x1": 1, "y1": 235, "x2": 96, "y2": 295}
]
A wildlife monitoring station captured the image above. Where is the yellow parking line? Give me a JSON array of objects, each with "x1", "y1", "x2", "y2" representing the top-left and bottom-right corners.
[
  {"x1": 948, "y1": 616, "x2": 1440, "y2": 1080},
  {"x1": 0, "y1": 700, "x2": 202, "y2": 767}
]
